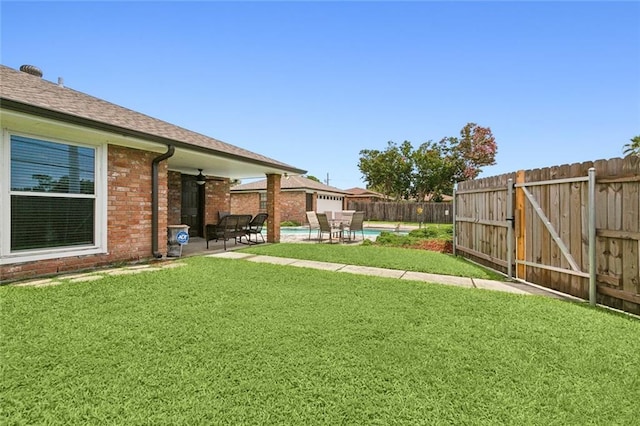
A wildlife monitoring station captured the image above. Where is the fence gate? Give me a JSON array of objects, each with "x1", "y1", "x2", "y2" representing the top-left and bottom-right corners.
[
  {"x1": 454, "y1": 169, "x2": 597, "y2": 305},
  {"x1": 513, "y1": 169, "x2": 596, "y2": 304}
]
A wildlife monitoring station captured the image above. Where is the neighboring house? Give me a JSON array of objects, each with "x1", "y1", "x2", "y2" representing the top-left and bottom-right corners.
[
  {"x1": 344, "y1": 187, "x2": 388, "y2": 204},
  {"x1": 424, "y1": 193, "x2": 453, "y2": 202},
  {"x1": 0, "y1": 64, "x2": 305, "y2": 282},
  {"x1": 345, "y1": 187, "x2": 453, "y2": 204},
  {"x1": 231, "y1": 176, "x2": 347, "y2": 224}
]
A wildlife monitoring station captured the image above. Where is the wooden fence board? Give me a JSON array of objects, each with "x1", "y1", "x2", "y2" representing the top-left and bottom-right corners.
[
  {"x1": 559, "y1": 167, "x2": 572, "y2": 293},
  {"x1": 455, "y1": 156, "x2": 639, "y2": 315},
  {"x1": 347, "y1": 201, "x2": 453, "y2": 224}
]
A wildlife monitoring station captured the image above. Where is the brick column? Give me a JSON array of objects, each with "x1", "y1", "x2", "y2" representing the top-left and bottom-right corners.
[{"x1": 266, "y1": 173, "x2": 281, "y2": 243}]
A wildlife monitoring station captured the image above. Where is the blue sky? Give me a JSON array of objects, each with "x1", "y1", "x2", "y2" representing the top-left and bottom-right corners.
[{"x1": 2, "y1": 1, "x2": 639, "y2": 189}]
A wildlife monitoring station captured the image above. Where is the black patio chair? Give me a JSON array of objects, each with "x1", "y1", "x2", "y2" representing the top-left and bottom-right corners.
[
  {"x1": 205, "y1": 214, "x2": 252, "y2": 250},
  {"x1": 243, "y1": 213, "x2": 268, "y2": 244}
]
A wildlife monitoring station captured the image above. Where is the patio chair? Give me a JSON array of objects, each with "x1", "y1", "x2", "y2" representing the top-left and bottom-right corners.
[
  {"x1": 205, "y1": 214, "x2": 252, "y2": 250},
  {"x1": 340, "y1": 210, "x2": 355, "y2": 226},
  {"x1": 306, "y1": 211, "x2": 321, "y2": 240},
  {"x1": 206, "y1": 214, "x2": 238, "y2": 250},
  {"x1": 344, "y1": 211, "x2": 365, "y2": 241},
  {"x1": 316, "y1": 212, "x2": 342, "y2": 243},
  {"x1": 235, "y1": 214, "x2": 253, "y2": 243},
  {"x1": 243, "y1": 213, "x2": 268, "y2": 244}
]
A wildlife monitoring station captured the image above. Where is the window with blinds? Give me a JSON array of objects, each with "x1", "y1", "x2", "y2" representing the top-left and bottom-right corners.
[{"x1": 9, "y1": 135, "x2": 96, "y2": 251}]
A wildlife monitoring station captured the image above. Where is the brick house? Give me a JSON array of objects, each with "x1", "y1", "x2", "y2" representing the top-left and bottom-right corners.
[
  {"x1": 0, "y1": 64, "x2": 305, "y2": 282},
  {"x1": 230, "y1": 175, "x2": 347, "y2": 224}
]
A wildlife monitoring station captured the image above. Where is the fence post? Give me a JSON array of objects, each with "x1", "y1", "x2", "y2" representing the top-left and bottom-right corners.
[
  {"x1": 452, "y1": 184, "x2": 457, "y2": 256},
  {"x1": 515, "y1": 170, "x2": 526, "y2": 280},
  {"x1": 506, "y1": 178, "x2": 514, "y2": 279},
  {"x1": 588, "y1": 167, "x2": 596, "y2": 306}
]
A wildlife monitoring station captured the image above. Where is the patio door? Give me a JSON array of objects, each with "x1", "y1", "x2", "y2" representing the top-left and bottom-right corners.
[{"x1": 181, "y1": 175, "x2": 204, "y2": 237}]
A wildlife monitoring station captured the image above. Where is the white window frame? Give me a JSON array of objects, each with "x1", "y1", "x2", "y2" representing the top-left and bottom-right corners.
[
  {"x1": 259, "y1": 192, "x2": 267, "y2": 210},
  {"x1": 0, "y1": 129, "x2": 108, "y2": 264}
]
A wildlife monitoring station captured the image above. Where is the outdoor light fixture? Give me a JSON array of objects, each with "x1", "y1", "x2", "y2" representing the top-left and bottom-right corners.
[{"x1": 195, "y1": 169, "x2": 206, "y2": 185}]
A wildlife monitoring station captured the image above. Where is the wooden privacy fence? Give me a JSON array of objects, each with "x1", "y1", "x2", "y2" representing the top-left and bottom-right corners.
[
  {"x1": 347, "y1": 201, "x2": 453, "y2": 224},
  {"x1": 454, "y1": 156, "x2": 640, "y2": 315}
]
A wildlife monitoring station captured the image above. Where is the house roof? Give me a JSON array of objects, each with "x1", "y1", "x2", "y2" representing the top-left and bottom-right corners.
[
  {"x1": 232, "y1": 175, "x2": 347, "y2": 194},
  {"x1": 344, "y1": 187, "x2": 386, "y2": 197},
  {"x1": 0, "y1": 64, "x2": 306, "y2": 178}
]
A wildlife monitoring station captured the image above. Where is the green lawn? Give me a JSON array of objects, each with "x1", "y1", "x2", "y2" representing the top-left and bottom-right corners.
[
  {"x1": 2, "y1": 256, "x2": 639, "y2": 424},
  {"x1": 241, "y1": 243, "x2": 503, "y2": 280}
]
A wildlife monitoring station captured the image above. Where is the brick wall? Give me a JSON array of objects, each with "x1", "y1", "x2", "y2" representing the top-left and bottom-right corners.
[
  {"x1": 280, "y1": 191, "x2": 307, "y2": 224},
  {"x1": 1, "y1": 145, "x2": 169, "y2": 282},
  {"x1": 108, "y1": 145, "x2": 165, "y2": 260},
  {"x1": 204, "y1": 178, "x2": 230, "y2": 225},
  {"x1": 168, "y1": 171, "x2": 182, "y2": 225},
  {"x1": 230, "y1": 191, "x2": 311, "y2": 224},
  {"x1": 231, "y1": 193, "x2": 261, "y2": 215}
]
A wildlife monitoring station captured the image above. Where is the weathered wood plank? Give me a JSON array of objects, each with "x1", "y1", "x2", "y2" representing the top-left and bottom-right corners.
[
  {"x1": 455, "y1": 245, "x2": 509, "y2": 268},
  {"x1": 453, "y1": 157, "x2": 637, "y2": 315},
  {"x1": 596, "y1": 229, "x2": 640, "y2": 240},
  {"x1": 620, "y1": 156, "x2": 640, "y2": 314},
  {"x1": 597, "y1": 285, "x2": 640, "y2": 305},
  {"x1": 569, "y1": 162, "x2": 585, "y2": 296}
]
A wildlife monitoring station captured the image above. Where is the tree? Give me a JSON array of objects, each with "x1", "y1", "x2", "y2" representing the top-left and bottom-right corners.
[
  {"x1": 623, "y1": 135, "x2": 640, "y2": 157},
  {"x1": 358, "y1": 140, "x2": 413, "y2": 200},
  {"x1": 450, "y1": 122, "x2": 498, "y2": 181},
  {"x1": 305, "y1": 175, "x2": 321, "y2": 183},
  {"x1": 358, "y1": 123, "x2": 497, "y2": 200},
  {"x1": 412, "y1": 140, "x2": 455, "y2": 200}
]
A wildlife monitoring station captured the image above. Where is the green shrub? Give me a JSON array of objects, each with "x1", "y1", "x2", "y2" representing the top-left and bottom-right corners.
[
  {"x1": 280, "y1": 221, "x2": 301, "y2": 227},
  {"x1": 374, "y1": 224, "x2": 453, "y2": 252},
  {"x1": 408, "y1": 225, "x2": 453, "y2": 240},
  {"x1": 375, "y1": 231, "x2": 416, "y2": 247}
]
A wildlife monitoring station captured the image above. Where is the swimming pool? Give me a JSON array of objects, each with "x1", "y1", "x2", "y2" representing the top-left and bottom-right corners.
[{"x1": 279, "y1": 226, "x2": 407, "y2": 237}]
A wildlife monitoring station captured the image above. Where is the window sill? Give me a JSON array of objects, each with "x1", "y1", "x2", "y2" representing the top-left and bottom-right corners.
[{"x1": 0, "y1": 246, "x2": 106, "y2": 265}]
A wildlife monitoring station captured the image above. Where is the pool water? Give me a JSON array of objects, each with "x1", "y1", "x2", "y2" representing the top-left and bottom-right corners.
[{"x1": 279, "y1": 226, "x2": 407, "y2": 237}]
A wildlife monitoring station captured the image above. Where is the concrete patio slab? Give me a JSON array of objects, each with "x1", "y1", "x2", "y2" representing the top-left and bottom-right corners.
[
  {"x1": 159, "y1": 262, "x2": 188, "y2": 269},
  {"x1": 206, "y1": 252, "x2": 255, "y2": 259},
  {"x1": 69, "y1": 275, "x2": 105, "y2": 283},
  {"x1": 246, "y1": 255, "x2": 298, "y2": 265},
  {"x1": 107, "y1": 269, "x2": 149, "y2": 276},
  {"x1": 401, "y1": 271, "x2": 474, "y2": 288},
  {"x1": 12, "y1": 278, "x2": 56, "y2": 287},
  {"x1": 473, "y1": 279, "x2": 532, "y2": 295},
  {"x1": 289, "y1": 260, "x2": 346, "y2": 271},
  {"x1": 339, "y1": 265, "x2": 405, "y2": 279}
]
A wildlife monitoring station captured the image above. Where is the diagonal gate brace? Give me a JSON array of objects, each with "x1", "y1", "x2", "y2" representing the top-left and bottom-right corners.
[{"x1": 521, "y1": 186, "x2": 582, "y2": 272}]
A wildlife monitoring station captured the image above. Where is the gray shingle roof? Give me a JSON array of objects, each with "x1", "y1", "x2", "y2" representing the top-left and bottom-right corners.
[
  {"x1": 232, "y1": 175, "x2": 346, "y2": 193},
  {"x1": 344, "y1": 187, "x2": 386, "y2": 196},
  {"x1": 0, "y1": 64, "x2": 305, "y2": 173}
]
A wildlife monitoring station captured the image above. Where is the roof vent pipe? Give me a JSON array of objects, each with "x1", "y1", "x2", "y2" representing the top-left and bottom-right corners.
[
  {"x1": 19, "y1": 65, "x2": 43, "y2": 78},
  {"x1": 58, "y1": 77, "x2": 64, "y2": 87}
]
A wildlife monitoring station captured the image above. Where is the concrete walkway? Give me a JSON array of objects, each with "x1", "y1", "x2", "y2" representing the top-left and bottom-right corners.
[
  {"x1": 9, "y1": 250, "x2": 571, "y2": 301},
  {"x1": 206, "y1": 251, "x2": 571, "y2": 299}
]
